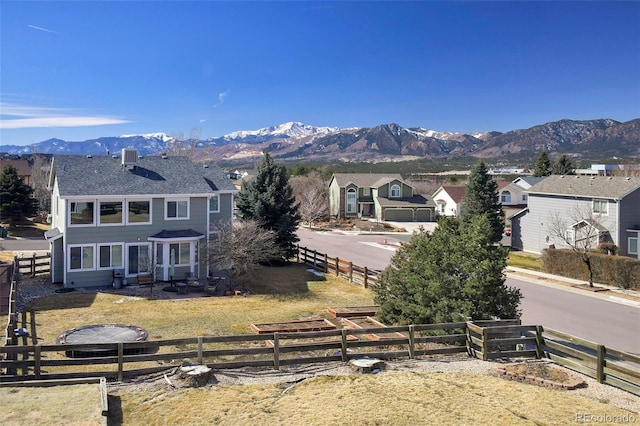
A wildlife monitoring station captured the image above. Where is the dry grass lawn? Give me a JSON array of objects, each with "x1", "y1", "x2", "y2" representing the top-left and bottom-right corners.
[
  {"x1": 0, "y1": 383, "x2": 104, "y2": 425},
  {"x1": 112, "y1": 372, "x2": 634, "y2": 425}
]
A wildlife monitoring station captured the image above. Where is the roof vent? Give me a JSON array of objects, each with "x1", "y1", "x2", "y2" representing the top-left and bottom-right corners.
[
  {"x1": 607, "y1": 177, "x2": 613, "y2": 180},
  {"x1": 86, "y1": 154, "x2": 92, "y2": 159},
  {"x1": 626, "y1": 177, "x2": 631, "y2": 180},
  {"x1": 121, "y1": 148, "x2": 138, "y2": 168},
  {"x1": 203, "y1": 164, "x2": 209, "y2": 168}
]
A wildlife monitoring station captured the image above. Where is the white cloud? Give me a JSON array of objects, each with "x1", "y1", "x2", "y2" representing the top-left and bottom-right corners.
[
  {"x1": 214, "y1": 88, "x2": 231, "y2": 108},
  {"x1": 0, "y1": 102, "x2": 130, "y2": 129},
  {"x1": 27, "y1": 24, "x2": 60, "y2": 35}
]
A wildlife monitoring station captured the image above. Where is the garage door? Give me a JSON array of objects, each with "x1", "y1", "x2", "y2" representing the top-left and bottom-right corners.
[
  {"x1": 416, "y1": 209, "x2": 432, "y2": 222},
  {"x1": 384, "y1": 209, "x2": 413, "y2": 222}
]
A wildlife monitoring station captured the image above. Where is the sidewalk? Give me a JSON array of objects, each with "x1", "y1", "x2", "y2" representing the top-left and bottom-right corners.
[{"x1": 506, "y1": 266, "x2": 640, "y2": 307}]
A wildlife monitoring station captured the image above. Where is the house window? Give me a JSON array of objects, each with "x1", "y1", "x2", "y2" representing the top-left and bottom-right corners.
[
  {"x1": 166, "y1": 199, "x2": 189, "y2": 219},
  {"x1": 99, "y1": 201, "x2": 123, "y2": 225},
  {"x1": 346, "y1": 188, "x2": 356, "y2": 214},
  {"x1": 390, "y1": 184, "x2": 401, "y2": 198},
  {"x1": 565, "y1": 229, "x2": 575, "y2": 245},
  {"x1": 128, "y1": 200, "x2": 151, "y2": 224},
  {"x1": 170, "y1": 242, "x2": 191, "y2": 265},
  {"x1": 209, "y1": 195, "x2": 220, "y2": 212},
  {"x1": 363, "y1": 188, "x2": 371, "y2": 196},
  {"x1": 501, "y1": 191, "x2": 512, "y2": 204},
  {"x1": 437, "y1": 202, "x2": 446, "y2": 214},
  {"x1": 593, "y1": 199, "x2": 608, "y2": 215},
  {"x1": 69, "y1": 245, "x2": 94, "y2": 271},
  {"x1": 98, "y1": 244, "x2": 123, "y2": 269},
  {"x1": 69, "y1": 201, "x2": 94, "y2": 225},
  {"x1": 127, "y1": 244, "x2": 150, "y2": 275},
  {"x1": 629, "y1": 237, "x2": 638, "y2": 255}
]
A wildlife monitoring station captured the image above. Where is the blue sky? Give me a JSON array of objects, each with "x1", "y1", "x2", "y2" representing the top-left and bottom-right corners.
[{"x1": 1, "y1": 1, "x2": 639, "y2": 146}]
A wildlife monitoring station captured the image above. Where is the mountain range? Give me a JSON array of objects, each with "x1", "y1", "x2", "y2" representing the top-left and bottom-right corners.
[{"x1": 3, "y1": 119, "x2": 639, "y2": 163}]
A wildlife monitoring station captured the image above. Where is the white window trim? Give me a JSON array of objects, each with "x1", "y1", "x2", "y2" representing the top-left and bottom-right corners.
[
  {"x1": 170, "y1": 242, "x2": 193, "y2": 266},
  {"x1": 67, "y1": 244, "x2": 95, "y2": 272},
  {"x1": 97, "y1": 243, "x2": 124, "y2": 270},
  {"x1": 165, "y1": 198, "x2": 190, "y2": 220},
  {"x1": 209, "y1": 194, "x2": 220, "y2": 213},
  {"x1": 126, "y1": 199, "x2": 152, "y2": 225},
  {"x1": 362, "y1": 187, "x2": 371, "y2": 196},
  {"x1": 125, "y1": 242, "x2": 152, "y2": 277},
  {"x1": 390, "y1": 184, "x2": 401, "y2": 198},
  {"x1": 346, "y1": 188, "x2": 356, "y2": 214},
  {"x1": 68, "y1": 200, "x2": 96, "y2": 227},
  {"x1": 98, "y1": 200, "x2": 124, "y2": 226},
  {"x1": 628, "y1": 237, "x2": 638, "y2": 255},
  {"x1": 592, "y1": 199, "x2": 608, "y2": 215}
]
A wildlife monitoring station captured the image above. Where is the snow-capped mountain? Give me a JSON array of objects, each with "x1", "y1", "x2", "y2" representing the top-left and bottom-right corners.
[{"x1": 2, "y1": 119, "x2": 638, "y2": 161}]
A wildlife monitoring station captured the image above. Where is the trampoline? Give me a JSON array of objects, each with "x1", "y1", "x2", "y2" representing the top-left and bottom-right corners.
[{"x1": 56, "y1": 323, "x2": 150, "y2": 357}]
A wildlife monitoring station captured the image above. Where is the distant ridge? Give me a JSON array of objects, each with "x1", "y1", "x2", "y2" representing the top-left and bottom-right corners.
[{"x1": 3, "y1": 118, "x2": 639, "y2": 161}]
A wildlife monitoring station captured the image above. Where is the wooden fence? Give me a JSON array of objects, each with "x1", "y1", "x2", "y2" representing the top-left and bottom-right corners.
[
  {"x1": 540, "y1": 327, "x2": 640, "y2": 396},
  {"x1": 14, "y1": 253, "x2": 50, "y2": 277},
  {"x1": 297, "y1": 245, "x2": 381, "y2": 288},
  {"x1": 1, "y1": 263, "x2": 18, "y2": 348}
]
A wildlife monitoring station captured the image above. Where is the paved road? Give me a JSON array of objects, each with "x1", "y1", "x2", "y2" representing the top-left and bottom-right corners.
[
  {"x1": 0, "y1": 237, "x2": 48, "y2": 252},
  {"x1": 296, "y1": 228, "x2": 640, "y2": 354}
]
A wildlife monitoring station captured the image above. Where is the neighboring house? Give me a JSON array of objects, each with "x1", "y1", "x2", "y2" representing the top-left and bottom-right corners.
[
  {"x1": 499, "y1": 176, "x2": 545, "y2": 207},
  {"x1": 45, "y1": 150, "x2": 237, "y2": 288},
  {"x1": 0, "y1": 159, "x2": 32, "y2": 186},
  {"x1": 431, "y1": 186, "x2": 467, "y2": 218},
  {"x1": 510, "y1": 175, "x2": 640, "y2": 259},
  {"x1": 329, "y1": 173, "x2": 434, "y2": 222}
]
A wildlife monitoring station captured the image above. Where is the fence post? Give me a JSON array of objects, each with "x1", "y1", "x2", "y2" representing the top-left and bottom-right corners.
[
  {"x1": 117, "y1": 342, "x2": 124, "y2": 382},
  {"x1": 349, "y1": 262, "x2": 353, "y2": 282},
  {"x1": 324, "y1": 253, "x2": 328, "y2": 273},
  {"x1": 35, "y1": 345, "x2": 41, "y2": 378},
  {"x1": 408, "y1": 325, "x2": 415, "y2": 359},
  {"x1": 197, "y1": 336, "x2": 203, "y2": 365},
  {"x1": 296, "y1": 245, "x2": 300, "y2": 263},
  {"x1": 341, "y1": 329, "x2": 348, "y2": 362},
  {"x1": 273, "y1": 332, "x2": 280, "y2": 370},
  {"x1": 535, "y1": 325, "x2": 544, "y2": 359},
  {"x1": 335, "y1": 258, "x2": 339, "y2": 277},
  {"x1": 30, "y1": 309, "x2": 37, "y2": 344},
  {"x1": 363, "y1": 267, "x2": 368, "y2": 289},
  {"x1": 313, "y1": 250, "x2": 317, "y2": 268},
  {"x1": 596, "y1": 345, "x2": 605, "y2": 383},
  {"x1": 31, "y1": 253, "x2": 36, "y2": 277},
  {"x1": 481, "y1": 327, "x2": 488, "y2": 361}
]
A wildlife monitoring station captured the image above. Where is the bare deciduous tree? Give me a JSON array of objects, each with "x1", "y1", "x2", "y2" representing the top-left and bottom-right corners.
[
  {"x1": 31, "y1": 154, "x2": 52, "y2": 215},
  {"x1": 208, "y1": 219, "x2": 283, "y2": 278},
  {"x1": 168, "y1": 128, "x2": 201, "y2": 160},
  {"x1": 290, "y1": 172, "x2": 329, "y2": 229},
  {"x1": 547, "y1": 204, "x2": 611, "y2": 287}
]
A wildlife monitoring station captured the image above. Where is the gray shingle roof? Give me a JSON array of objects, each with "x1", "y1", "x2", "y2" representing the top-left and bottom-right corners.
[
  {"x1": 331, "y1": 173, "x2": 405, "y2": 188},
  {"x1": 527, "y1": 175, "x2": 640, "y2": 200},
  {"x1": 52, "y1": 155, "x2": 236, "y2": 197},
  {"x1": 376, "y1": 195, "x2": 434, "y2": 208}
]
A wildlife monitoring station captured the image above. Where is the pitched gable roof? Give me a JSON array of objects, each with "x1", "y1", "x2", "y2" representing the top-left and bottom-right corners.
[
  {"x1": 331, "y1": 173, "x2": 405, "y2": 188},
  {"x1": 436, "y1": 186, "x2": 467, "y2": 203},
  {"x1": 52, "y1": 155, "x2": 236, "y2": 197},
  {"x1": 527, "y1": 175, "x2": 640, "y2": 200}
]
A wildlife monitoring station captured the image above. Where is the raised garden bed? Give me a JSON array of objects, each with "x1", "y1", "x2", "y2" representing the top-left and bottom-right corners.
[
  {"x1": 327, "y1": 306, "x2": 380, "y2": 318},
  {"x1": 250, "y1": 318, "x2": 337, "y2": 334},
  {"x1": 342, "y1": 316, "x2": 406, "y2": 341},
  {"x1": 494, "y1": 362, "x2": 586, "y2": 390}
]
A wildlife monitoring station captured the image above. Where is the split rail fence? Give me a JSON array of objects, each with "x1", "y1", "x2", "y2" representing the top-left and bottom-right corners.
[
  {"x1": 14, "y1": 253, "x2": 50, "y2": 277},
  {"x1": 1, "y1": 318, "x2": 638, "y2": 396},
  {"x1": 297, "y1": 245, "x2": 381, "y2": 288}
]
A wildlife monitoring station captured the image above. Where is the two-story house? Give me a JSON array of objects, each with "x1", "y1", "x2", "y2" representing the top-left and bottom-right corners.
[
  {"x1": 509, "y1": 175, "x2": 640, "y2": 259},
  {"x1": 431, "y1": 186, "x2": 467, "y2": 218},
  {"x1": 329, "y1": 173, "x2": 434, "y2": 222},
  {"x1": 45, "y1": 150, "x2": 237, "y2": 288}
]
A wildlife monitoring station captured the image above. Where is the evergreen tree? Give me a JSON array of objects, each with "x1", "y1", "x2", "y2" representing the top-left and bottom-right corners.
[
  {"x1": 236, "y1": 152, "x2": 301, "y2": 261},
  {"x1": 533, "y1": 151, "x2": 552, "y2": 177},
  {"x1": 551, "y1": 154, "x2": 575, "y2": 175},
  {"x1": 461, "y1": 159, "x2": 504, "y2": 244},
  {"x1": 0, "y1": 165, "x2": 38, "y2": 226},
  {"x1": 373, "y1": 216, "x2": 521, "y2": 325}
]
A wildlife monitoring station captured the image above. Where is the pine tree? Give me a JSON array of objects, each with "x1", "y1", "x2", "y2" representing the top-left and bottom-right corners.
[
  {"x1": 0, "y1": 165, "x2": 38, "y2": 226},
  {"x1": 461, "y1": 159, "x2": 504, "y2": 244},
  {"x1": 533, "y1": 151, "x2": 552, "y2": 177},
  {"x1": 373, "y1": 216, "x2": 521, "y2": 325},
  {"x1": 551, "y1": 154, "x2": 575, "y2": 175},
  {"x1": 236, "y1": 152, "x2": 301, "y2": 261}
]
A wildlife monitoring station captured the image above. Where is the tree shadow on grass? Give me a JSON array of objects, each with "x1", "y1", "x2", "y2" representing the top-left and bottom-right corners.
[
  {"x1": 236, "y1": 263, "x2": 324, "y2": 296},
  {"x1": 27, "y1": 292, "x2": 98, "y2": 311}
]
